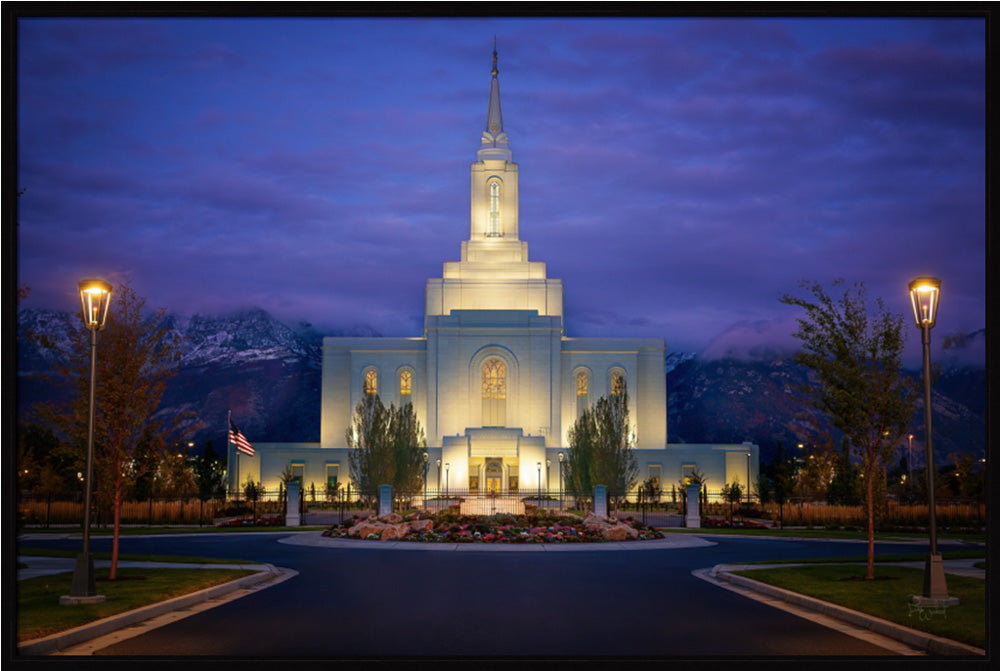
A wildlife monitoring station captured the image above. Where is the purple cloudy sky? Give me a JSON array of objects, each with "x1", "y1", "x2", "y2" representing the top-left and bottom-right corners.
[{"x1": 15, "y1": 15, "x2": 986, "y2": 366}]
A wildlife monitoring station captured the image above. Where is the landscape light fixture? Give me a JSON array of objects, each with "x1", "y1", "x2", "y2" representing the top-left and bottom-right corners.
[
  {"x1": 908, "y1": 277, "x2": 956, "y2": 606},
  {"x1": 63, "y1": 280, "x2": 112, "y2": 605}
]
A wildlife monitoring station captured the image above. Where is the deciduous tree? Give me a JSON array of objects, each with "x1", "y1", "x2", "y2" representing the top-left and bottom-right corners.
[
  {"x1": 37, "y1": 281, "x2": 183, "y2": 579},
  {"x1": 780, "y1": 279, "x2": 916, "y2": 579}
]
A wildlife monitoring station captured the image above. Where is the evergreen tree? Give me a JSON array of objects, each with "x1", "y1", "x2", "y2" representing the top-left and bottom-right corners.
[
  {"x1": 827, "y1": 437, "x2": 862, "y2": 505},
  {"x1": 347, "y1": 395, "x2": 426, "y2": 504},
  {"x1": 565, "y1": 390, "x2": 638, "y2": 513}
]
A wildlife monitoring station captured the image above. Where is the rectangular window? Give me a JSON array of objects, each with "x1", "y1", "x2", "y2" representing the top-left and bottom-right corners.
[
  {"x1": 291, "y1": 462, "x2": 305, "y2": 486},
  {"x1": 681, "y1": 463, "x2": 698, "y2": 484},
  {"x1": 648, "y1": 465, "x2": 661, "y2": 490}
]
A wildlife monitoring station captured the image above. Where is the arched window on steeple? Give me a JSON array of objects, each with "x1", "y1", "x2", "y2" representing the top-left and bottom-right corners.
[{"x1": 488, "y1": 180, "x2": 501, "y2": 237}]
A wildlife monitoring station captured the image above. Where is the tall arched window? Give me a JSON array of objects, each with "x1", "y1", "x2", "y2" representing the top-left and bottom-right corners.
[
  {"x1": 364, "y1": 369, "x2": 378, "y2": 396},
  {"x1": 611, "y1": 370, "x2": 625, "y2": 397},
  {"x1": 576, "y1": 371, "x2": 589, "y2": 418},
  {"x1": 482, "y1": 358, "x2": 506, "y2": 426},
  {"x1": 488, "y1": 181, "x2": 501, "y2": 237},
  {"x1": 399, "y1": 370, "x2": 412, "y2": 397}
]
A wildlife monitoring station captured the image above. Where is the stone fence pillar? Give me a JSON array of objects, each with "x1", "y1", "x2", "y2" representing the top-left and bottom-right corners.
[
  {"x1": 379, "y1": 484, "x2": 393, "y2": 518},
  {"x1": 593, "y1": 484, "x2": 608, "y2": 519},
  {"x1": 286, "y1": 481, "x2": 301, "y2": 526},
  {"x1": 685, "y1": 483, "x2": 701, "y2": 528}
]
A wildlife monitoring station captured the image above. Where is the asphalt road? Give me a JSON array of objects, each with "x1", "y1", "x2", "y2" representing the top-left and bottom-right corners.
[{"x1": 18, "y1": 533, "x2": 962, "y2": 657}]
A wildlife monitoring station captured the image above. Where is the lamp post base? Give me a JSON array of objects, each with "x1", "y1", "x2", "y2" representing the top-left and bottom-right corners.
[
  {"x1": 61, "y1": 552, "x2": 105, "y2": 605},
  {"x1": 912, "y1": 553, "x2": 959, "y2": 606}
]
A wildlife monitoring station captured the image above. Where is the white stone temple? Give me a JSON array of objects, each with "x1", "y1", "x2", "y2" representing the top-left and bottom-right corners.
[{"x1": 230, "y1": 46, "x2": 758, "y2": 501}]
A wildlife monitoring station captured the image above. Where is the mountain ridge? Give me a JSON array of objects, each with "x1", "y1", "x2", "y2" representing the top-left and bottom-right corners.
[{"x1": 16, "y1": 307, "x2": 985, "y2": 466}]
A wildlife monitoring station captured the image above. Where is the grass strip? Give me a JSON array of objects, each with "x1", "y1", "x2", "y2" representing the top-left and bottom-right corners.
[
  {"x1": 660, "y1": 527, "x2": 986, "y2": 543},
  {"x1": 19, "y1": 525, "x2": 327, "y2": 535},
  {"x1": 731, "y1": 564, "x2": 985, "y2": 649},
  {"x1": 16, "y1": 547, "x2": 255, "y2": 564},
  {"x1": 17, "y1": 567, "x2": 256, "y2": 644},
  {"x1": 741, "y1": 550, "x2": 985, "y2": 565}
]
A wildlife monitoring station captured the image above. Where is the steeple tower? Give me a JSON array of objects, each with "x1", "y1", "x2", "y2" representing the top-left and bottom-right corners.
[{"x1": 424, "y1": 41, "x2": 563, "y2": 322}]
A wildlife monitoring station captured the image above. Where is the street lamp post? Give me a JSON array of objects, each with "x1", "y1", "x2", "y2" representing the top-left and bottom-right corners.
[
  {"x1": 746, "y1": 451, "x2": 752, "y2": 504},
  {"x1": 445, "y1": 462, "x2": 450, "y2": 501},
  {"x1": 537, "y1": 462, "x2": 541, "y2": 502},
  {"x1": 558, "y1": 452, "x2": 564, "y2": 510},
  {"x1": 545, "y1": 459, "x2": 550, "y2": 498},
  {"x1": 908, "y1": 277, "x2": 957, "y2": 606},
  {"x1": 63, "y1": 280, "x2": 112, "y2": 605},
  {"x1": 908, "y1": 434, "x2": 914, "y2": 484},
  {"x1": 422, "y1": 452, "x2": 428, "y2": 508}
]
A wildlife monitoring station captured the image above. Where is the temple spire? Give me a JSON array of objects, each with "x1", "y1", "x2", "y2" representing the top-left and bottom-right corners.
[{"x1": 486, "y1": 39, "x2": 503, "y2": 136}]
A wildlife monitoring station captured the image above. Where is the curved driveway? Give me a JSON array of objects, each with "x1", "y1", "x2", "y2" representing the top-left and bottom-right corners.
[{"x1": 19, "y1": 532, "x2": 966, "y2": 657}]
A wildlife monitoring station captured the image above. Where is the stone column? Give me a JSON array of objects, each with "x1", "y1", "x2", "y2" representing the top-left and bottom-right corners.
[
  {"x1": 286, "y1": 481, "x2": 301, "y2": 527},
  {"x1": 685, "y1": 483, "x2": 701, "y2": 528},
  {"x1": 379, "y1": 484, "x2": 393, "y2": 518},
  {"x1": 594, "y1": 484, "x2": 608, "y2": 519}
]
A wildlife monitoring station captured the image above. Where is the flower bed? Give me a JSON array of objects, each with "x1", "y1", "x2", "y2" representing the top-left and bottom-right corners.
[
  {"x1": 214, "y1": 514, "x2": 284, "y2": 527},
  {"x1": 701, "y1": 516, "x2": 771, "y2": 529},
  {"x1": 321, "y1": 509, "x2": 664, "y2": 543}
]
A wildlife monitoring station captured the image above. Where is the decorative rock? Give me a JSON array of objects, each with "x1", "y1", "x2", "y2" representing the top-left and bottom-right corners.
[
  {"x1": 409, "y1": 518, "x2": 434, "y2": 533},
  {"x1": 380, "y1": 524, "x2": 406, "y2": 540},
  {"x1": 602, "y1": 525, "x2": 628, "y2": 542},
  {"x1": 349, "y1": 520, "x2": 385, "y2": 538},
  {"x1": 384, "y1": 513, "x2": 404, "y2": 524}
]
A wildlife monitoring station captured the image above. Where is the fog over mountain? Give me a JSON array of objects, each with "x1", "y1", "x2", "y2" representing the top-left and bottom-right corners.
[{"x1": 16, "y1": 307, "x2": 985, "y2": 466}]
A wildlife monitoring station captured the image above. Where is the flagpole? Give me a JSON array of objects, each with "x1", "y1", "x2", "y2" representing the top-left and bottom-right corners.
[{"x1": 229, "y1": 409, "x2": 238, "y2": 500}]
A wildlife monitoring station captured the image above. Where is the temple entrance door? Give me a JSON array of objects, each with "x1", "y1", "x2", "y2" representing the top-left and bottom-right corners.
[{"x1": 485, "y1": 458, "x2": 503, "y2": 494}]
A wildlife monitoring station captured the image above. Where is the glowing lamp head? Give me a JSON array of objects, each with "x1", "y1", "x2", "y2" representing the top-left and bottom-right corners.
[
  {"x1": 78, "y1": 280, "x2": 113, "y2": 331},
  {"x1": 908, "y1": 277, "x2": 941, "y2": 329}
]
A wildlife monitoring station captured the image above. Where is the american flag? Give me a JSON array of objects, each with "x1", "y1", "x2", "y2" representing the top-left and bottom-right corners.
[{"x1": 229, "y1": 419, "x2": 254, "y2": 456}]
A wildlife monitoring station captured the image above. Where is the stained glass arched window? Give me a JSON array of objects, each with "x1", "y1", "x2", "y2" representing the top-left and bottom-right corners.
[
  {"x1": 364, "y1": 369, "x2": 378, "y2": 396},
  {"x1": 611, "y1": 370, "x2": 625, "y2": 396},
  {"x1": 399, "y1": 370, "x2": 412, "y2": 396},
  {"x1": 576, "y1": 371, "x2": 589, "y2": 418},
  {"x1": 482, "y1": 358, "x2": 506, "y2": 426}
]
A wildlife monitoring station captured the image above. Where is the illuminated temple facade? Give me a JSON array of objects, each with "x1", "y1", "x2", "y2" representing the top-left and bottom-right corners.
[{"x1": 230, "y1": 48, "x2": 759, "y2": 499}]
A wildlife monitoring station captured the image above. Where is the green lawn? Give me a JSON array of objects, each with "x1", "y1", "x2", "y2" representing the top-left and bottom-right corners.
[
  {"x1": 17, "y1": 547, "x2": 256, "y2": 564},
  {"x1": 660, "y1": 527, "x2": 986, "y2": 544},
  {"x1": 732, "y1": 564, "x2": 985, "y2": 650},
  {"x1": 741, "y1": 550, "x2": 985, "y2": 565},
  {"x1": 19, "y1": 525, "x2": 327, "y2": 536},
  {"x1": 17, "y1": 567, "x2": 256, "y2": 644}
]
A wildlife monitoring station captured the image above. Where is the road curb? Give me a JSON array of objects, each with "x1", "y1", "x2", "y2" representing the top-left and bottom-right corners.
[
  {"x1": 711, "y1": 565, "x2": 985, "y2": 656},
  {"x1": 17, "y1": 564, "x2": 293, "y2": 656}
]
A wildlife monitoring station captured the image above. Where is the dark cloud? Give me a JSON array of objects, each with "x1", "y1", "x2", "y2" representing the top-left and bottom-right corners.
[{"x1": 15, "y1": 17, "x2": 985, "y2": 366}]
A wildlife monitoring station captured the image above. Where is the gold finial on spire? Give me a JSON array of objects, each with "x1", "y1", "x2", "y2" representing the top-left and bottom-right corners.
[{"x1": 491, "y1": 36, "x2": 498, "y2": 78}]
